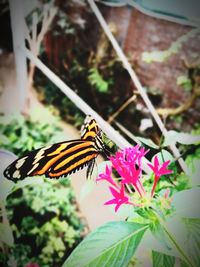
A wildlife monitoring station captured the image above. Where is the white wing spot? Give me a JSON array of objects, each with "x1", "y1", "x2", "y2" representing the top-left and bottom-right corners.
[
  {"x1": 33, "y1": 150, "x2": 45, "y2": 164},
  {"x1": 27, "y1": 162, "x2": 39, "y2": 175},
  {"x1": 15, "y1": 156, "x2": 28, "y2": 169},
  {"x1": 33, "y1": 145, "x2": 52, "y2": 165},
  {"x1": 13, "y1": 170, "x2": 21, "y2": 179}
]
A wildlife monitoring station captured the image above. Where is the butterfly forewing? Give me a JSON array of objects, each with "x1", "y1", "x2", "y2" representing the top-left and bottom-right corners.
[
  {"x1": 4, "y1": 117, "x2": 108, "y2": 181},
  {"x1": 4, "y1": 139, "x2": 98, "y2": 181}
]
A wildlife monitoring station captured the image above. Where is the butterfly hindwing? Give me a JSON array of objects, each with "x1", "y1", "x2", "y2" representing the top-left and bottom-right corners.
[{"x1": 3, "y1": 139, "x2": 99, "y2": 181}]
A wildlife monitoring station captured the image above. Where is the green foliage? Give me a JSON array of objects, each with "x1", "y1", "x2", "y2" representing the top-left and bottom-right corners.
[
  {"x1": 0, "y1": 114, "x2": 86, "y2": 267},
  {"x1": 0, "y1": 114, "x2": 64, "y2": 156},
  {"x1": 3, "y1": 176, "x2": 85, "y2": 267},
  {"x1": 61, "y1": 142, "x2": 200, "y2": 267},
  {"x1": 35, "y1": 78, "x2": 84, "y2": 127},
  {"x1": 152, "y1": 250, "x2": 175, "y2": 267},
  {"x1": 62, "y1": 222, "x2": 148, "y2": 267},
  {"x1": 88, "y1": 68, "x2": 112, "y2": 93},
  {"x1": 55, "y1": 11, "x2": 76, "y2": 36},
  {"x1": 177, "y1": 75, "x2": 192, "y2": 91}
]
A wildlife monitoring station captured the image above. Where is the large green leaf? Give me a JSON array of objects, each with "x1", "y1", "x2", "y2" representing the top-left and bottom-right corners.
[
  {"x1": 98, "y1": 0, "x2": 200, "y2": 26},
  {"x1": 0, "y1": 150, "x2": 17, "y2": 200},
  {"x1": 162, "y1": 130, "x2": 200, "y2": 147},
  {"x1": 172, "y1": 187, "x2": 200, "y2": 218},
  {"x1": 166, "y1": 216, "x2": 200, "y2": 267},
  {"x1": 62, "y1": 221, "x2": 148, "y2": 267},
  {"x1": 152, "y1": 250, "x2": 175, "y2": 267},
  {"x1": 183, "y1": 218, "x2": 200, "y2": 267},
  {"x1": 139, "y1": 229, "x2": 179, "y2": 259}
]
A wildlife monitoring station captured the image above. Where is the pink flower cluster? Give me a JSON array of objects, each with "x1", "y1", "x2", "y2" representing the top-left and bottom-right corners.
[{"x1": 97, "y1": 145, "x2": 173, "y2": 212}]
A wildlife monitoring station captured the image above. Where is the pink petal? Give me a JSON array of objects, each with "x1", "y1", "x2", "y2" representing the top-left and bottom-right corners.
[
  {"x1": 109, "y1": 186, "x2": 120, "y2": 198},
  {"x1": 104, "y1": 199, "x2": 117, "y2": 205}
]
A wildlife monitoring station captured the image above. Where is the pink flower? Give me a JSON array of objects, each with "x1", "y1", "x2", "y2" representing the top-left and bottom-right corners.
[
  {"x1": 109, "y1": 146, "x2": 148, "y2": 196},
  {"x1": 96, "y1": 165, "x2": 118, "y2": 188},
  {"x1": 97, "y1": 146, "x2": 173, "y2": 213},
  {"x1": 104, "y1": 184, "x2": 132, "y2": 212},
  {"x1": 147, "y1": 156, "x2": 173, "y2": 197}
]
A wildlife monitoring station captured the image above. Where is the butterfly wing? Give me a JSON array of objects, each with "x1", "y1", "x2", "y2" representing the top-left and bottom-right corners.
[{"x1": 4, "y1": 139, "x2": 99, "y2": 181}]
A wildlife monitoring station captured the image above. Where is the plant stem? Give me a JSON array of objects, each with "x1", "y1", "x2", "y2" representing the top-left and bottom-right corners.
[{"x1": 153, "y1": 211, "x2": 195, "y2": 267}]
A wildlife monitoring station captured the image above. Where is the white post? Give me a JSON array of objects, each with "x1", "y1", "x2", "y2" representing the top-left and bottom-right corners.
[{"x1": 9, "y1": 0, "x2": 28, "y2": 112}]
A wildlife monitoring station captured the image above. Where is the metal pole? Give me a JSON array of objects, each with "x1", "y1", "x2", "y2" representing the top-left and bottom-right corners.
[
  {"x1": 9, "y1": 0, "x2": 28, "y2": 112},
  {"x1": 23, "y1": 47, "x2": 152, "y2": 174},
  {"x1": 87, "y1": 0, "x2": 189, "y2": 175}
]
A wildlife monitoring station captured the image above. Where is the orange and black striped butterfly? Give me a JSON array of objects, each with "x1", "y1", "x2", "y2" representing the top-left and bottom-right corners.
[{"x1": 4, "y1": 116, "x2": 109, "y2": 182}]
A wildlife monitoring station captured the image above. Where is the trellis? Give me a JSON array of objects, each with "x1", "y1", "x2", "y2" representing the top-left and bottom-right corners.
[{"x1": 9, "y1": 0, "x2": 189, "y2": 174}]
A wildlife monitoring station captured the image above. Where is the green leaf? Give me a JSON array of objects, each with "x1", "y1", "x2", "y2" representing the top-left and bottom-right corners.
[
  {"x1": 140, "y1": 229, "x2": 179, "y2": 258},
  {"x1": 152, "y1": 250, "x2": 175, "y2": 267},
  {"x1": 0, "y1": 178, "x2": 15, "y2": 201},
  {"x1": 166, "y1": 216, "x2": 199, "y2": 266},
  {"x1": 0, "y1": 222, "x2": 14, "y2": 246},
  {"x1": 14, "y1": 176, "x2": 45, "y2": 190},
  {"x1": 183, "y1": 218, "x2": 200, "y2": 267},
  {"x1": 175, "y1": 132, "x2": 200, "y2": 145},
  {"x1": 172, "y1": 187, "x2": 200, "y2": 218},
  {"x1": 162, "y1": 131, "x2": 179, "y2": 147},
  {"x1": 154, "y1": 150, "x2": 174, "y2": 163},
  {"x1": 189, "y1": 159, "x2": 200, "y2": 186},
  {"x1": 149, "y1": 216, "x2": 171, "y2": 251},
  {"x1": 163, "y1": 130, "x2": 200, "y2": 146},
  {"x1": 177, "y1": 75, "x2": 192, "y2": 91},
  {"x1": 136, "y1": 136, "x2": 159, "y2": 149},
  {"x1": 62, "y1": 221, "x2": 148, "y2": 267},
  {"x1": 88, "y1": 68, "x2": 110, "y2": 93}
]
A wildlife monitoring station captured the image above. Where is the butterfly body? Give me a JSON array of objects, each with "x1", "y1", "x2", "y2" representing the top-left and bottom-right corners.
[{"x1": 4, "y1": 117, "x2": 107, "y2": 181}]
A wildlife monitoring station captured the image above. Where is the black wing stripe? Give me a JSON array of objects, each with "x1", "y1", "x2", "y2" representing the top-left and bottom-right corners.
[
  {"x1": 47, "y1": 151, "x2": 98, "y2": 178},
  {"x1": 50, "y1": 148, "x2": 98, "y2": 173}
]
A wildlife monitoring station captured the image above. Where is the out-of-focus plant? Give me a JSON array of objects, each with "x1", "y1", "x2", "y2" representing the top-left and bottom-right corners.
[
  {"x1": 0, "y1": 114, "x2": 87, "y2": 267},
  {"x1": 62, "y1": 132, "x2": 200, "y2": 267},
  {"x1": 88, "y1": 68, "x2": 113, "y2": 93},
  {"x1": 5, "y1": 179, "x2": 85, "y2": 267},
  {"x1": 0, "y1": 114, "x2": 65, "y2": 155},
  {"x1": 177, "y1": 75, "x2": 192, "y2": 91},
  {"x1": 35, "y1": 78, "x2": 84, "y2": 126}
]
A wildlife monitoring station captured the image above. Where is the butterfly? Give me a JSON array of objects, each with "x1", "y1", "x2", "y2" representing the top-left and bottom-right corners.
[{"x1": 3, "y1": 116, "x2": 109, "y2": 182}]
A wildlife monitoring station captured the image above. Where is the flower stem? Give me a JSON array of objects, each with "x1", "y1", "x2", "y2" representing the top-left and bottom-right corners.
[
  {"x1": 153, "y1": 211, "x2": 195, "y2": 267},
  {"x1": 151, "y1": 176, "x2": 158, "y2": 197},
  {"x1": 163, "y1": 225, "x2": 195, "y2": 267},
  {"x1": 137, "y1": 179, "x2": 146, "y2": 196},
  {"x1": 134, "y1": 183, "x2": 143, "y2": 197}
]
